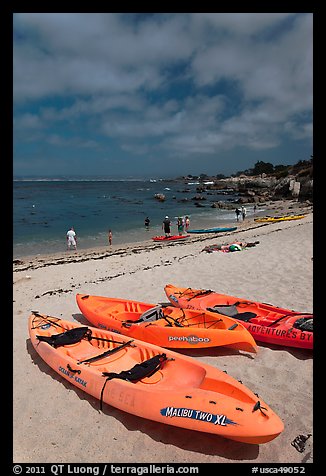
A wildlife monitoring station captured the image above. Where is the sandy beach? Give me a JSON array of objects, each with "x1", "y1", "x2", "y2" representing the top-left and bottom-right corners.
[{"x1": 13, "y1": 199, "x2": 313, "y2": 464}]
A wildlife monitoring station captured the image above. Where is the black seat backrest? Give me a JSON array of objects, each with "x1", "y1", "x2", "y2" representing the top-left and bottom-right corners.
[
  {"x1": 102, "y1": 353, "x2": 168, "y2": 382},
  {"x1": 37, "y1": 327, "x2": 91, "y2": 347}
]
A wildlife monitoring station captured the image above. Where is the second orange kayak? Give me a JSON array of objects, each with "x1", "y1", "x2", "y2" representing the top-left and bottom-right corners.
[
  {"x1": 76, "y1": 294, "x2": 257, "y2": 353},
  {"x1": 164, "y1": 284, "x2": 313, "y2": 350}
]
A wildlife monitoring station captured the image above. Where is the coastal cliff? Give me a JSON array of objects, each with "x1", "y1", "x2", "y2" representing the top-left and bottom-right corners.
[
  {"x1": 184, "y1": 158, "x2": 313, "y2": 204},
  {"x1": 210, "y1": 173, "x2": 313, "y2": 203}
]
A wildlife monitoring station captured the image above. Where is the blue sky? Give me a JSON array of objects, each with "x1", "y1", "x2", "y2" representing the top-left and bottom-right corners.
[{"x1": 13, "y1": 13, "x2": 313, "y2": 178}]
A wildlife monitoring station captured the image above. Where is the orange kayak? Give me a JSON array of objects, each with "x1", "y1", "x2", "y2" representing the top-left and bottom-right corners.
[
  {"x1": 76, "y1": 294, "x2": 257, "y2": 353},
  {"x1": 28, "y1": 312, "x2": 283, "y2": 443},
  {"x1": 164, "y1": 284, "x2": 313, "y2": 350},
  {"x1": 152, "y1": 235, "x2": 190, "y2": 242}
]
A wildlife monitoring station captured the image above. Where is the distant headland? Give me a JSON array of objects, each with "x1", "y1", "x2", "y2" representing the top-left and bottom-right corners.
[{"x1": 171, "y1": 157, "x2": 313, "y2": 204}]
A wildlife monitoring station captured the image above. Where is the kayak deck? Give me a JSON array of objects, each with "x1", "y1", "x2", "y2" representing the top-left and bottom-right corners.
[{"x1": 29, "y1": 312, "x2": 284, "y2": 444}]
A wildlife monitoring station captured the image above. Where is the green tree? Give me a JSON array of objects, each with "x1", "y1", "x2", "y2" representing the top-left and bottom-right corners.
[{"x1": 252, "y1": 161, "x2": 274, "y2": 175}]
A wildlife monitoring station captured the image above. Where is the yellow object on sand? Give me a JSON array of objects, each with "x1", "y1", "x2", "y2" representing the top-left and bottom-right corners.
[{"x1": 254, "y1": 215, "x2": 305, "y2": 223}]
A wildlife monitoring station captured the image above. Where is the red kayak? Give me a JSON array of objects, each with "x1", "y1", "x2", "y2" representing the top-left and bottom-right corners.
[
  {"x1": 152, "y1": 235, "x2": 190, "y2": 242},
  {"x1": 164, "y1": 284, "x2": 313, "y2": 350}
]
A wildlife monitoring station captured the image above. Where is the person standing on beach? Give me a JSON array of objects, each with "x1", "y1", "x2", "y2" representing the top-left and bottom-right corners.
[
  {"x1": 185, "y1": 215, "x2": 190, "y2": 232},
  {"x1": 144, "y1": 217, "x2": 150, "y2": 228},
  {"x1": 66, "y1": 227, "x2": 77, "y2": 250},
  {"x1": 108, "y1": 229, "x2": 112, "y2": 245},
  {"x1": 162, "y1": 216, "x2": 171, "y2": 237},
  {"x1": 177, "y1": 217, "x2": 184, "y2": 236},
  {"x1": 235, "y1": 208, "x2": 241, "y2": 221},
  {"x1": 241, "y1": 206, "x2": 247, "y2": 221}
]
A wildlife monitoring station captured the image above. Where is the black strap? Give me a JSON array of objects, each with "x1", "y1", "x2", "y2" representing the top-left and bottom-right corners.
[
  {"x1": 253, "y1": 401, "x2": 268, "y2": 416},
  {"x1": 31, "y1": 312, "x2": 65, "y2": 330},
  {"x1": 78, "y1": 340, "x2": 134, "y2": 364},
  {"x1": 162, "y1": 315, "x2": 184, "y2": 327},
  {"x1": 228, "y1": 323, "x2": 238, "y2": 330},
  {"x1": 184, "y1": 289, "x2": 213, "y2": 299},
  {"x1": 208, "y1": 301, "x2": 243, "y2": 308},
  {"x1": 99, "y1": 353, "x2": 169, "y2": 410}
]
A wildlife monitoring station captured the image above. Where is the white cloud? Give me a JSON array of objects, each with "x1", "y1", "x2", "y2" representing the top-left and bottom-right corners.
[
  {"x1": 13, "y1": 13, "x2": 193, "y2": 101},
  {"x1": 13, "y1": 13, "x2": 313, "y2": 169}
]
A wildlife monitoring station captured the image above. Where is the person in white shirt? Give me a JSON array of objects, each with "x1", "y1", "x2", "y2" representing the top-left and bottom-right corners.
[{"x1": 66, "y1": 227, "x2": 77, "y2": 250}]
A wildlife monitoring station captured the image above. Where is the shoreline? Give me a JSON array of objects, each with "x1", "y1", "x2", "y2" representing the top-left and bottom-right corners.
[
  {"x1": 13, "y1": 179, "x2": 242, "y2": 260},
  {"x1": 13, "y1": 198, "x2": 313, "y2": 464},
  {"x1": 13, "y1": 198, "x2": 312, "y2": 271},
  {"x1": 13, "y1": 196, "x2": 312, "y2": 261},
  {"x1": 11, "y1": 221, "x2": 285, "y2": 272}
]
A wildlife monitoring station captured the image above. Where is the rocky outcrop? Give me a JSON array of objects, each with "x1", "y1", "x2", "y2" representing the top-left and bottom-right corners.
[
  {"x1": 154, "y1": 193, "x2": 165, "y2": 201},
  {"x1": 203, "y1": 173, "x2": 313, "y2": 203},
  {"x1": 270, "y1": 175, "x2": 312, "y2": 201},
  {"x1": 299, "y1": 178, "x2": 313, "y2": 200},
  {"x1": 211, "y1": 201, "x2": 235, "y2": 209}
]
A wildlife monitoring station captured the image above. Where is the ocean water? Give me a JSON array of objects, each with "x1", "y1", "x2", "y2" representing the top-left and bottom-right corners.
[{"x1": 13, "y1": 179, "x2": 248, "y2": 258}]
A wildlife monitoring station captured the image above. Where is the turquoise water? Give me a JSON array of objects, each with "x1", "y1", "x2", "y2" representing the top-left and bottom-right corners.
[{"x1": 13, "y1": 179, "x2": 246, "y2": 257}]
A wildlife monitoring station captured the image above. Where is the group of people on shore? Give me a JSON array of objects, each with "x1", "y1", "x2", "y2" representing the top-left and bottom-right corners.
[
  {"x1": 162, "y1": 215, "x2": 190, "y2": 237},
  {"x1": 235, "y1": 204, "x2": 257, "y2": 221},
  {"x1": 144, "y1": 215, "x2": 190, "y2": 237},
  {"x1": 66, "y1": 214, "x2": 190, "y2": 251},
  {"x1": 67, "y1": 204, "x2": 256, "y2": 250},
  {"x1": 235, "y1": 206, "x2": 247, "y2": 221}
]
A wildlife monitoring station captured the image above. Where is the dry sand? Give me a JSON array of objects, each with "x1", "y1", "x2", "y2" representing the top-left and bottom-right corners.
[{"x1": 13, "y1": 200, "x2": 313, "y2": 464}]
